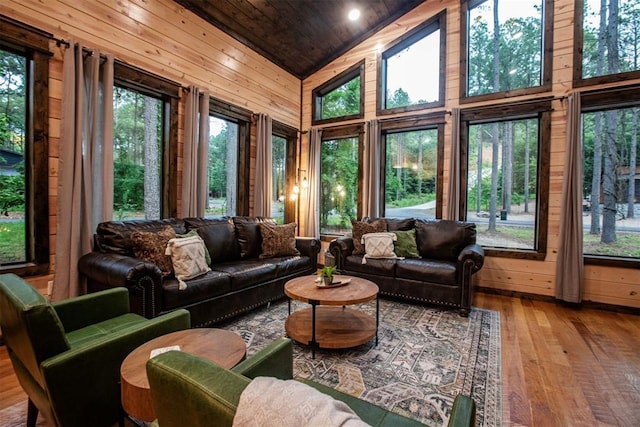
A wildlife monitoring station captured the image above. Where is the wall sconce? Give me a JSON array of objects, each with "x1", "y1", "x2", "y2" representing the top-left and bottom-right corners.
[{"x1": 299, "y1": 169, "x2": 307, "y2": 189}]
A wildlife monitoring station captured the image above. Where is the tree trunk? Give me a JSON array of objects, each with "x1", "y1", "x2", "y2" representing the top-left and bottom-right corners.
[
  {"x1": 225, "y1": 124, "x2": 238, "y2": 216},
  {"x1": 489, "y1": 123, "x2": 499, "y2": 232},
  {"x1": 476, "y1": 128, "x2": 483, "y2": 213},
  {"x1": 524, "y1": 121, "x2": 530, "y2": 213},
  {"x1": 143, "y1": 97, "x2": 160, "y2": 220},
  {"x1": 503, "y1": 121, "x2": 513, "y2": 213},
  {"x1": 628, "y1": 108, "x2": 637, "y2": 219}
]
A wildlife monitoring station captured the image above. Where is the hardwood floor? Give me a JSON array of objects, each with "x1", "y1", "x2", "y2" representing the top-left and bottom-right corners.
[{"x1": 1, "y1": 292, "x2": 638, "y2": 426}]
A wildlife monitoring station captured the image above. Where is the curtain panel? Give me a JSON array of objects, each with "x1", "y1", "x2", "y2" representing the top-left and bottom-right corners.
[
  {"x1": 555, "y1": 93, "x2": 584, "y2": 303},
  {"x1": 182, "y1": 86, "x2": 210, "y2": 217},
  {"x1": 303, "y1": 128, "x2": 322, "y2": 237},
  {"x1": 54, "y1": 43, "x2": 114, "y2": 300},
  {"x1": 254, "y1": 114, "x2": 273, "y2": 217},
  {"x1": 362, "y1": 120, "x2": 381, "y2": 218},
  {"x1": 446, "y1": 108, "x2": 461, "y2": 220}
]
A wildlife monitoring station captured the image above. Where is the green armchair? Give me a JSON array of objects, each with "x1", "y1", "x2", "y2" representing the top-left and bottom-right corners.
[
  {"x1": 146, "y1": 337, "x2": 476, "y2": 427},
  {"x1": 0, "y1": 273, "x2": 191, "y2": 427}
]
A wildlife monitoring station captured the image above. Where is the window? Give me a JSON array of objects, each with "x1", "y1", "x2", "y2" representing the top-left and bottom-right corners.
[
  {"x1": 272, "y1": 121, "x2": 297, "y2": 224},
  {"x1": 575, "y1": 0, "x2": 640, "y2": 86},
  {"x1": 320, "y1": 125, "x2": 363, "y2": 235},
  {"x1": 378, "y1": 11, "x2": 446, "y2": 114},
  {"x1": 460, "y1": 101, "x2": 550, "y2": 259},
  {"x1": 581, "y1": 85, "x2": 640, "y2": 266},
  {"x1": 461, "y1": 0, "x2": 552, "y2": 101},
  {"x1": 312, "y1": 61, "x2": 364, "y2": 124},
  {"x1": 206, "y1": 98, "x2": 251, "y2": 217},
  {"x1": 0, "y1": 17, "x2": 49, "y2": 275},
  {"x1": 383, "y1": 124, "x2": 444, "y2": 219},
  {"x1": 113, "y1": 62, "x2": 180, "y2": 219}
]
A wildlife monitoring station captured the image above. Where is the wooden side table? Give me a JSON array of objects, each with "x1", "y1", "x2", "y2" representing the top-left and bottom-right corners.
[
  {"x1": 120, "y1": 328, "x2": 246, "y2": 422},
  {"x1": 284, "y1": 275, "x2": 379, "y2": 358}
]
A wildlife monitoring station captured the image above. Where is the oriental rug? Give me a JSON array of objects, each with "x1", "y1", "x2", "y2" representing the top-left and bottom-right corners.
[{"x1": 219, "y1": 298, "x2": 502, "y2": 426}]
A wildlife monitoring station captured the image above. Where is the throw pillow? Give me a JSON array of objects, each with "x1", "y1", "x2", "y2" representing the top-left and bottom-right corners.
[
  {"x1": 361, "y1": 232, "x2": 397, "y2": 264},
  {"x1": 131, "y1": 225, "x2": 176, "y2": 276},
  {"x1": 165, "y1": 234, "x2": 211, "y2": 290},
  {"x1": 177, "y1": 230, "x2": 211, "y2": 265},
  {"x1": 351, "y1": 219, "x2": 386, "y2": 255},
  {"x1": 258, "y1": 222, "x2": 300, "y2": 259},
  {"x1": 393, "y1": 229, "x2": 420, "y2": 258}
]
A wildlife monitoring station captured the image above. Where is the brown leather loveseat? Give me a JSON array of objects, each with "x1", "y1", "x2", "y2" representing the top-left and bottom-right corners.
[
  {"x1": 329, "y1": 218, "x2": 484, "y2": 316},
  {"x1": 79, "y1": 216, "x2": 320, "y2": 327}
]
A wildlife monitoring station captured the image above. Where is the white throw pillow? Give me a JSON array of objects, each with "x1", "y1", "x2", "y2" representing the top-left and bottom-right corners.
[
  {"x1": 361, "y1": 232, "x2": 399, "y2": 264},
  {"x1": 165, "y1": 234, "x2": 211, "y2": 290}
]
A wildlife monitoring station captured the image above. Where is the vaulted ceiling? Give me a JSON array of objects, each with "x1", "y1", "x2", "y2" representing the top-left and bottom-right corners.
[{"x1": 174, "y1": 0, "x2": 426, "y2": 79}]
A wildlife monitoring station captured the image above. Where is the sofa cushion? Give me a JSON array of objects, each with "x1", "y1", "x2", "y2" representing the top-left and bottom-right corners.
[
  {"x1": 415, "y1": 219, "x2": 477, "y2": 261},
  {"x1": 344, "y1": 255, "x2": 396, "y2": 277},
  {"x1": 211, "y1": 260, "x2": 278, "y2": 291},
  {"x1": 233, "y1": 217, "x2": 276, "y2": 259},
  {"x1": 196, "y1": 221, "x2": 240, "y2": 263},
  {"x1": 395, "y1": 258, "x2": 458, "y2": 285},
  {"x1": 258, "y1": 223, "x2": 300, "y2": 259},
  {"x1": 162, "y1": 271, "x2": 232, "y2": 310},
  {"x1": 95, "y1": 218, "x2": 186, "y2": 255},
  {"x1": 165, "y1": 235, "x2": 211, "y2": 289},
  {"x1": 131, "y1": 225, "x2": 176, "y2": 276},
  {"x1": 393, "y1": 229, "x2": 420, "y2": 258},
  {"x1": 350, "y1": 219, "x2": 386, "y2": 255},
  {"x1": 363, "y1": 217, "x2": 415, "y2": 232},
  {"x1": 265, "y1": 256, "x2": 312, "y2": 277}
]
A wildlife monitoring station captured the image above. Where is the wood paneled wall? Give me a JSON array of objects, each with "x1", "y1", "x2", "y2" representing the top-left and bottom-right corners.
[
  {"x1": 0, "y1": 0, "x2": 300, "y2": 292},
  {"x1": 300, "y1": 0, "x2": 640, "y2": 309}
]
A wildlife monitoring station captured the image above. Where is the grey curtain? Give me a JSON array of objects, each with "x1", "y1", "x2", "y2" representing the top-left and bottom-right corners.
[
  {"x1": 303, "y1": 128, "x2": 322, "y2": 237},
  {"x1": 54, "y1": 43, "x2": 114, "y2": 300},
  {"x1": 362, "y1": 120, "x2": 381, "y2": 218},
  {"x1": 555, "y1": 93, "x2": 584, "y2": 303},
  {"x1": 254, "y1": 113, "x2": 272, "y2": 217},
  {"x1": 447, "y1": 108, "x2": 461, "y2": 220},
  {"x1": 182, "y1": 86, "x2": 210, "y2": 217}
]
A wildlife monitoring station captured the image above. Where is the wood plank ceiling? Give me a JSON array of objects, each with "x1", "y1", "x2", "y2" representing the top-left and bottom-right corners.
[{"x1": 174, "y1": 0, "x2": 426, "y2": 79}]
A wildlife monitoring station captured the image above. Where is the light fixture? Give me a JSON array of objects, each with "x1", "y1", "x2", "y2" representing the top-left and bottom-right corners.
[{"x1": 348, "y1": 8, "x2": 360, "y2": 21}]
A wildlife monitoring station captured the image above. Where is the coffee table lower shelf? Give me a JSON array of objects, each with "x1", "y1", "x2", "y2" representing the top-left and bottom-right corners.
[{"x1": 285, "y1": 306, "x2": 376, "y2": 350}]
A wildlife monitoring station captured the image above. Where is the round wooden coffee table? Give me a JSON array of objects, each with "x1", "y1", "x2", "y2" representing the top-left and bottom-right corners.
[
  {"x1": 284, "y1": 275, "x2": 378, "y2": 358},
  {"x1": 120, "y1": 328, "x2": 246, "y2": 422}
]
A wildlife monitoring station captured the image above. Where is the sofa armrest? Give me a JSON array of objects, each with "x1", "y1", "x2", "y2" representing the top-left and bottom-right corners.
[
  {"x1": 328, "y1": 237, "x2": 354, "y2": 271},
  {"x1": 53, "y1": 287, "x2": 130, "y2": 332},
  {"x1": 78, "y1": 252, "x2": 163, "y2": 318},
  {"x1": 232, "y1": 337, "x2": 293, "y2": 380},
  {"x1": 295, "y1": 237, "x2": 321, "y2": 257},
  {"x1": 457, "y1": 243, "x2": 484, "y2": 273},
  {"x1": 447, "y1": 394, "x2": 476, "y2": 427}
]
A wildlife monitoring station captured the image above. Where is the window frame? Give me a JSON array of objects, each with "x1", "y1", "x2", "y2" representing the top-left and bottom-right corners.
[
  {"x1": 580, "y1": 84, "x2": 640, "y2": 269},
  {"x1": 0, "y1": 16, "x2": 50, "y2": 276},
  {"x1": 377, "y1": 11, "x2": 447, "y2": 115},
  {"x1": 379, "y1": 112, "x2": 446, "y2": 219},
  {"x1": 312, "y1": 60, "x2": 365, "y2": 125},
  {"x1": 459, "y1": 0, "x2": 554, "y2": 103},
  {"x1": 573, "y1": 0, "x2": 640, "y2": 89},
  {"x1": 272, "y1": 120, "x2": 298, "y2": 223},
  {"x1": 459, "y1": 99, "x2": 552, "y2": 260},
  {"x1": 114, "y1": 62, "x2": 180, "y2": 218},
  {"x1": 208, "y1": 96, "x2": 252, "y2": 216},
  {"x1": 319, "y1": 123, "x2": 365, "y2": 238}
]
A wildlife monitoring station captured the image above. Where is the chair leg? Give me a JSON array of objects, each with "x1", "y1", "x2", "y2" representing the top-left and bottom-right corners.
[{"x1": 27, "y1": 398, "x2": 38, "y2": 427}]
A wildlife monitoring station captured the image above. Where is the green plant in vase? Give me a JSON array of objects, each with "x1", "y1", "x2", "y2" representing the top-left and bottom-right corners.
[{"x1": 319, "y1": 265, "x2": 337, "y2": 286}]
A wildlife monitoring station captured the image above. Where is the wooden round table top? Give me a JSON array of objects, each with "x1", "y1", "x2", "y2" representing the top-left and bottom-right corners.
[
  {"x1": 120, "y1": 328, "x2": 246, "y2": 422},
  {"x1": 284, "y1": 275, "x2": 378, "y2": 305}
]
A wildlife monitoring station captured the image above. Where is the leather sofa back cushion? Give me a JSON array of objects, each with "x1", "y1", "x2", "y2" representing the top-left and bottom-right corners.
[
  {"x1": 415, "y1": 219, "x2": 476, "y2": 261},
  {"x1": 196, "y1": 222, "x2": 240, "y2": 262},
  {"x1": 363, "y1": 217, "x2": 415, "y2": 232},
  {"x1": 233, "y1": 217, "x2": 276, "y2": 258},
  {"x1": 351, "y1": 219, "x2": 386, "y2": 255},
  {"x1": 95, "y1": 218, "x2": 187, "y2": 255}
]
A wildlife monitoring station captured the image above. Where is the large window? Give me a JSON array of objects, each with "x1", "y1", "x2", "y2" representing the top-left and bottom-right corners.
[
  {"x1": 320, "y1": 125, "x2": 363, "y2": 235},
  {"x1": 378, "y1": 12, "x2": 445, "y2": 113},
  {"x1": 383, "y1": 126, "x2": 442, "y2": 219},
  {"x1": 312, "y1": 61, "x2": 364, "y2": 125},
  {"x1": 575, "y1": 0, "x2": 640, "y2": 86},
  {"x1": 0, "y1": 17, "x2": 49, "y2": 275},
  {"x1": 461, "y1": 0, "x2": 552, "y2": 101},
  {"x1": 581, "y1": 86, "x2": 640, "y2": 265},
  {"x1": 272, "y1": 121, "x2": 297, "y2": 224},
  {"x1": 461, "y1": 102, "x2": 550, "y2": 258}
]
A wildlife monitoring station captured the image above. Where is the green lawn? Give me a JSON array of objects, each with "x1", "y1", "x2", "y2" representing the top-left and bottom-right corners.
[{"x1": 0, "y1": 220, "x2": 25, "y2": 263}]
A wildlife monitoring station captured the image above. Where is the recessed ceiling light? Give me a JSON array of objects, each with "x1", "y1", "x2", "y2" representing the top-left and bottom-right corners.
[{"x1": 348, "y1": 8, "x2": 360, "y2": 21}]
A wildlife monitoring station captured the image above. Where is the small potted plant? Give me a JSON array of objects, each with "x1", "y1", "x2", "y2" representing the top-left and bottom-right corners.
[{"x1": 319, "y1": 265, "x2": 337, "y2": 286}]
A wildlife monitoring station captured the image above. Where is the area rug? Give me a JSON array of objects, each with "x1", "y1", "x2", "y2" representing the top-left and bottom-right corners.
[{"x1": 218, "y1": 298, "x2": 502, "y2": 426}]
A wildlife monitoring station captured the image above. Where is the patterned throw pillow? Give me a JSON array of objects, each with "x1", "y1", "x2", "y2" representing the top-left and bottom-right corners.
[
  {"x1": 361, "y1": 232, "x2": 397, "y2": 264},
  {"x1": 351, "y1": 219, "x2": 386, "y2": 255},
  {"x1": 131, "y1": 225, "x2": 176, "y2": 276},
  {"x1": 177, "y1": 230, "x2": 211, "y2": 265},
  {"x1": 393, "y1": 229, "x2": 420, "y2": 258},
  {"x1": 165, "y1": 234, "x2": 211, "y2": 290},
  {"x1": 258, "y1": 222, "x2": 300, "y2": 259}
]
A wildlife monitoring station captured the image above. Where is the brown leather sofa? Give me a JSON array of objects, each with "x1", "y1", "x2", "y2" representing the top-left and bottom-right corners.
[
  {"x1": 329, "y1": 218, "x2": 484, "y2": 316},
  {"x1": 78, "y1": 216, "x2": 320, "y2": 327}
]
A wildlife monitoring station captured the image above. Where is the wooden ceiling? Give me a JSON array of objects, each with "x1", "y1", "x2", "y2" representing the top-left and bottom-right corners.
[{"x1": 174, "y1": 0, "x2": 425, "y2": 79}]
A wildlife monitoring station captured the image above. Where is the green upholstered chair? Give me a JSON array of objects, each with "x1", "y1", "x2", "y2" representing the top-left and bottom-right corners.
[
  {"x1": 146, "y1": 337, "x2": 476, "y2": 427},
  {"x1": 0, "y1": 273, "x2": 191, "y2": 427}
]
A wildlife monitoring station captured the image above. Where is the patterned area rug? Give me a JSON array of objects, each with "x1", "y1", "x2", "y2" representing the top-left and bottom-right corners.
[{"x1": 218, "y1": 298, "x2": 502, "y2": 426}]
